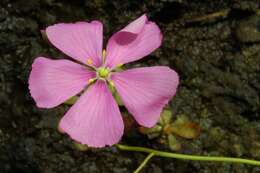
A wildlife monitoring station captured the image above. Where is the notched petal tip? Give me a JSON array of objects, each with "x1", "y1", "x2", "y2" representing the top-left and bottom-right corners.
[{"x1": 90, "y1": 20, "x2": 103, "y2": 25}]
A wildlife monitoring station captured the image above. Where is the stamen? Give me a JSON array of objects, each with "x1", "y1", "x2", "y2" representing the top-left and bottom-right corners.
[
  {"x1": 102, "y1": 50, "x2": 106, "y2": 63},
  {"x1": 88, "y1": 78, "x2": 96, "y2": 84},
  {"x1": 116, "y1": 63, "x2": 123, "y2": 68},
  {"x1": 108, "y1": 80, "x2": 115, "y2": 87}
]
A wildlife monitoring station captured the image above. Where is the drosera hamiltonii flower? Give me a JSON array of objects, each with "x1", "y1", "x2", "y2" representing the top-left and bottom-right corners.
[{"x1": 28, "y1": 14, "x2": 179, "y2": 147}]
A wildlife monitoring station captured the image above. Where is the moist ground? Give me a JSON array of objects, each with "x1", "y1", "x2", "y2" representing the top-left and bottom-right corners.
[{"x1": 0, "y1": 0, "x2": 260, "y2": 172}]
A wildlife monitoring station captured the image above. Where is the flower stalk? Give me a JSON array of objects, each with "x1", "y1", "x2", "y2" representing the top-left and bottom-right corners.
[
  {"x1": 116, "y1": 144, "x2": 260, "y2": 172},
  {"x1": 133, "y1": 153, "x2": 155, "y2": 173}
]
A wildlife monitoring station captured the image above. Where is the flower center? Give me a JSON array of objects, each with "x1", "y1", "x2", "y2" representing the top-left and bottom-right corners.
[{"x1": 97, "y1": 67, "x2": 110, "y2": 79}]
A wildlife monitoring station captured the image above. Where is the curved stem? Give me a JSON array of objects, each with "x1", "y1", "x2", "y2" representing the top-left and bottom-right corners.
[
  {"x1": 116, "y1": 144, "x2": 260, "y2": 166},
  {"x1": 134, "y1": 153, "x2": 155, "y2": 173}
]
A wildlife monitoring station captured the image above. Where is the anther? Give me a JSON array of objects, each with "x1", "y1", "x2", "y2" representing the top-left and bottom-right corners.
[{"x1": 86, "y1": 58, "x2": 93, "y2": 65}]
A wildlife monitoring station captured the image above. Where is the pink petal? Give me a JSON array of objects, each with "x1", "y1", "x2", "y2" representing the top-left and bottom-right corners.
[
  {"x1": 59, "y1": 80, "x2": 124, "y2": 147},
  {"x1": 111, "y1": 66, "x2": 179, "y2": 127},
  {"x1": 29, "y1": 57, "x2": 95, "y2": 108},
  {"x1": 46, "y1": 21, "x2": 103, "y2": 67},
  {"x1": 105, "y1": 14, "x2": 162, "y2": 68},
  {"x1": 121, "y1": 14, "x2": 147, "y2": 34}
]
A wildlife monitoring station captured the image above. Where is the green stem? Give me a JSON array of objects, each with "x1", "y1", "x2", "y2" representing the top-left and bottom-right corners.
[
  {"x1": 134, "y1": 153, "x2": 155, "y2": 173},
  {"x1": 116, "y1": 144, "x2": 260, "y2": 166}
]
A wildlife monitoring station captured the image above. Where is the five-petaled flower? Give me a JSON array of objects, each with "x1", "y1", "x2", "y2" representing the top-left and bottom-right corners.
[{"x1": 29, "y1": 14, "x2": 179, "y2": 147}]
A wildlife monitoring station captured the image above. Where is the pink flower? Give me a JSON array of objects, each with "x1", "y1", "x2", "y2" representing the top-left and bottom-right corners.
[{"x1": 29, "y1": 14, "x2": 179, "y2": 147}]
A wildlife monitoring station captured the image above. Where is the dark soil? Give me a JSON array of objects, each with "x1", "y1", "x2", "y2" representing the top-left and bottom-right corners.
[{"x1": 0, "y1": 0, "x2": 260, "y2": 172}]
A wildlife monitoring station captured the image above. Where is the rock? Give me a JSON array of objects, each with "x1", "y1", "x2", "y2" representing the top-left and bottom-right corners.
[{"x1": 236, "y1": 15, "x2": 260, "y2": 43}]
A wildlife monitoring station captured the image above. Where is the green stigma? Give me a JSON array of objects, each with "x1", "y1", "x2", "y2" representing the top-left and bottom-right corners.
[{"x1": 97, "y1": 67, "x2": 110, "y2": 79}]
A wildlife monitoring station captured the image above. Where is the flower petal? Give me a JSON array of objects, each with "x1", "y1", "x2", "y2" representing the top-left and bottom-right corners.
[
  {"x1": 46, "y1": 21, "x2": 103, "y2": 67},
  {"x1": 111, "y1": 66, "x2": 179, "y2": 127},
  {"x1": 29, "y1": 57, "x2": 95, "y2": 108},
  {"x1": 121, "y1": 14, "x2": 147, "y2": 34},
  {"x1": 105, "y1": 14, "x2": 162, "y2": 68},
  {"x1": 59, "y1": 80, "x2": 124, "y2": 147}
]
